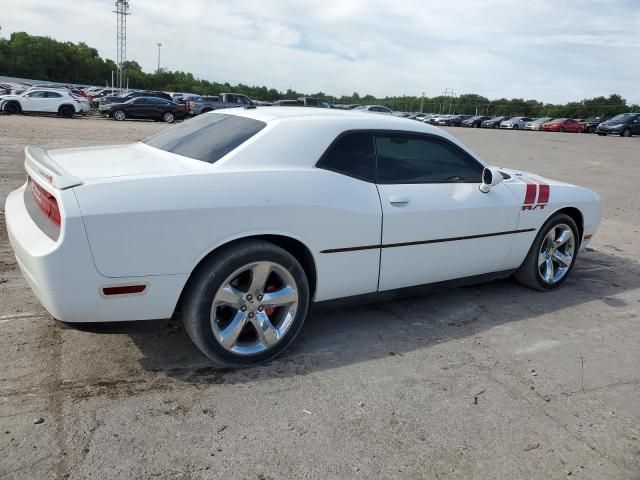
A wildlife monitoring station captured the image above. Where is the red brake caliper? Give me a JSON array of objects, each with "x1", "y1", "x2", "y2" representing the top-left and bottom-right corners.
[{"x1": 264, "y1": 284, "x2": 277, "y2": 316}]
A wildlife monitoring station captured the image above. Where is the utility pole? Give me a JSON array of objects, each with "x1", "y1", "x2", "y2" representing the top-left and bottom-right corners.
[
  {"x1": 420, "y1": 91, "x2": 425, "y2": 114},
  {"x1": 440, "y1": 88, "x2": 455, "y2": 114},
  {"x1": 113, "y1": 0, "x2": 131, "y2": 94},
  {"x1": 157, "y1": 42, "x2": 162, "y2": 73}
]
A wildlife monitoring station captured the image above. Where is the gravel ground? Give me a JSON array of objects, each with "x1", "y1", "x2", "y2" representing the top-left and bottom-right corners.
[{"x1": 0, "y1": 115, "x2": 639, "y2": 480}]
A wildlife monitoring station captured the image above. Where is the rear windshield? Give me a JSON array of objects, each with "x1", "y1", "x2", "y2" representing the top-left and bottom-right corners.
[{"x1": 144, "y1": 113, "x2": 266, "y2": 163}]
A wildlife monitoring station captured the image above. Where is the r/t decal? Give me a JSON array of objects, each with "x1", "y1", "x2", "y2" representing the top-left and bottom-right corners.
[{"x1": 521, "y1": 178, "x2": 550, "y2": 211}]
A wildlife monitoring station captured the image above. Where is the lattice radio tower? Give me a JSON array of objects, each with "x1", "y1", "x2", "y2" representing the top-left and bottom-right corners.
[{"x1": 114, "y1": 0, "x2": 131, "y2": 92}]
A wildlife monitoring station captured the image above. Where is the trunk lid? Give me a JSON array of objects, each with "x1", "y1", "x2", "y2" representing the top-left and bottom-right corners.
[{"x1": 39, "y1": 142, "x2": 206, "y2": 183}]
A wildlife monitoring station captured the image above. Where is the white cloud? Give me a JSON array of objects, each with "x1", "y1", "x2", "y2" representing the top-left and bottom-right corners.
[{"x1": 1, "y1": 0, "x2": 639, "y2": 103}]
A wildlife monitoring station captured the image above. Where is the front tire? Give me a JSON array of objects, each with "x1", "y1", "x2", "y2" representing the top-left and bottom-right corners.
[
  {"x1": 622, "y1": 128, "x2": 632, "y2": 137},
  {"x1": 513, "y1": 125, "x2": 519, "y2": 130},
  {"x1": 182, "y1": 240, "x2": 310, "y2": 368},
  {"x1": 163, "y1": 112, "x2": 175, "y2": 123},
  {"x1": 113, "y1": 110, "x2": 126, "y2": 121},
  {"x1": 4, "y1": 102, "x2": 21, "y2": 114},
  {"x1": 514, "y1": 213, "x2": 579, "y2": 291}
]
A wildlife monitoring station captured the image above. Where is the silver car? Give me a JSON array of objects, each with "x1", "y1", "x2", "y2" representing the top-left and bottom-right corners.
[
  {"x1": 524, "y1": 117, "x2": 553, "y2": 131},
  {"x1": 353, "y1": 105, "x2": 393, "y2": 114},
  {"x1": 500, "y1": 117, "x2": 534, "y2": 130}
]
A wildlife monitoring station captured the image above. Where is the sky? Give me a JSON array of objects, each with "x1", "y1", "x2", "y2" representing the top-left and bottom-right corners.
[{"x1": 2, "y1": 0, "x2": 639, "y2": 104}]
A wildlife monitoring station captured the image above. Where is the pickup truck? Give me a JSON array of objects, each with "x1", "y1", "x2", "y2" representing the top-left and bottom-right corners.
[
  {"x1": 175, "y1": 93, "x2": 256, "y2": 115},
  {"x1": 273, "y1": 97, "x2": 332, "y2": 108}
]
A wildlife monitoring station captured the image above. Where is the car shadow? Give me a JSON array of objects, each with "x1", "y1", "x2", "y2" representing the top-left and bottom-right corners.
[{"x1": 71, "y1": 249, "x2": 640, "y2": 385}]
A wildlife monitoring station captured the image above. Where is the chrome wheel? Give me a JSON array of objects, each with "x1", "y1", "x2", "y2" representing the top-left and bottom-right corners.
[
  {"x1": 114, "y1": 110, "x2": 126, "y2": 121},
  {"x1": 538, "y1": 224, "x2": 576, "y2": 284},
  {"x1": 210, "y1": 261, "x2": 299, "y2": 355},
  {"x1": 163, "y1": 112, "x2": 175, "y2": 123}
]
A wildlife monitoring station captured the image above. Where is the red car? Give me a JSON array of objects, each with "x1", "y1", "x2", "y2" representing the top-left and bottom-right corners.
[{"x1": 541, "y1": 118, "x2": 583, "y2": 133}]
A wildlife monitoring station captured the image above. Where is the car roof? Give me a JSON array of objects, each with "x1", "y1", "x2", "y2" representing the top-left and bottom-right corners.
[{"x1": 218, "y1": 106, "x2": 459, "y2": 136}]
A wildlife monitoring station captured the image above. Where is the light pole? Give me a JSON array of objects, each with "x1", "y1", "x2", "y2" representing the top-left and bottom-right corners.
[
  {"x1": 157, "y1": 42, "x2": 162, "y2": 73},
  {"x1": 420, "y1": 92, "x2": 425, "y2": 113}
]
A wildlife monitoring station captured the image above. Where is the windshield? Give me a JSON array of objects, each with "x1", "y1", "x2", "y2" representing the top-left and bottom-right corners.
[
  {"x1": 144, "y1": 113, "x2": 266, "y2": 164},
  {"x1": 610, "y1": 114, "x2": 634, "y2": 122}
]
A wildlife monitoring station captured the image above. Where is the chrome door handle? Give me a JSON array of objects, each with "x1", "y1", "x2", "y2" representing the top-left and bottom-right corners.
[{"x1": 389, "y1": 196, "x2": 410, "y2": 206}]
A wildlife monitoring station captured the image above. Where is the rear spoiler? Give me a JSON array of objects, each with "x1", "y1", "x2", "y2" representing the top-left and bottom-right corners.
[{"x1": 24, "y1": 146, "x2": 83, "y2": 190}]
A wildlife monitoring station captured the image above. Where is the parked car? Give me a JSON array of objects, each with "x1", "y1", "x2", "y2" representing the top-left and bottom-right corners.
[
  {"x1": 596, "y1": 113, "x2": 640, "y2": 137},
  {"x1": 447, "y1": 115, "x2": 474, "y2": 127},
  {"x1": 481, "y1": 116, "x2": 508, "y2": 128},
  {"x1": 271, "y1": 97, "x2": 331, "y2": 108},
  {"x1": 541, "y1": 118, "x2": 583, "y2": 133},
  {"x1": 461, "y1": 116, "x2": 490, "y2": 128},
  {"x1": 272, "y1": 99, "x2": 299, "y2": 106},
  {"x1": 101, "y1": 90, "x2": 173, "y2": 106},
  {"x1": 102, "y1": 97, "x2": 187, "y2": 123},
  {"x1": 0, "y1": 88, "x2": 86, "y2": 117},
  {"x1": 5, "y1": 108, "x2": 602, "y2": 367},
  {"x1": 354, "y1": 105, "x2": 393, "y2": 114},
  {"x1": 500, "y1": 117, "x2": 534, "y2": 130},
  {"x1": 524, "y1": 117, "x2": 553, "y2": 131},
  {"x1": 187, "y1": 93, "x2": 255, "y2": 110},
  {"x1": 578, "y1": 116, "x2": 607, "y2": 134},
  {"x1": 433, "y1": 115, "x2": 455, "y2": 126}
]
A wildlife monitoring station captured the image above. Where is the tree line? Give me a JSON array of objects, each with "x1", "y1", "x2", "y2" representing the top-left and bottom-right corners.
[{"x1": 1, "y1": 31, "x2": 637, "y2": 118}]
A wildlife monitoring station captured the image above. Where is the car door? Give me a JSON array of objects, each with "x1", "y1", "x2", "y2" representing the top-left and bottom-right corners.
[
  {"x1": 632, "y1": 115, "x2": 640, "y2": 134},
  {"x1": 375, "y1": 132, "x2": 522, "y2": 291},
  {"x1": 127, "y1": 97, "x2": 148, "y2": 118},
  {"x1": 44, "y1": 91, "x2": 63, "y2": 112},
  {"x1": 20, "y1": 90, "x2": 48, "y2": 112}
]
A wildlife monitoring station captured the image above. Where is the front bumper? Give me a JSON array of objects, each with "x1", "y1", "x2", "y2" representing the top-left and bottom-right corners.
[
  {"x1": 5, "y1": 183, "x2": 187, "y2": 322},
  {"x1": 596, "y1": 126, "x2": 623, "y2": 134}
]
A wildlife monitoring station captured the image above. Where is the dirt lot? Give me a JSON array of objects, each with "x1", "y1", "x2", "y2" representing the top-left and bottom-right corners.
[{"x1": 1, "y1": 115, "x2": 639, "y2": 480}]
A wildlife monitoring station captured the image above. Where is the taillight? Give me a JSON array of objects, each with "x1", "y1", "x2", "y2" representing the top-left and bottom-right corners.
[
  {"x1": 31, "y1": 179, "x2": 61, "y2": 226},
  {"x1": 189, "y1": 100, "x2": 195, "y2": 108}
]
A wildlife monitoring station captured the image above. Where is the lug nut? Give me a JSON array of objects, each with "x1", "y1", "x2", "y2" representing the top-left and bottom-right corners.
[
  {"x1": 248, "y1": 312, "x2": 254, "y2": 318},
  {"x1": 240, "y1": 306, "x2": 247, "y2": 312},
  {"x1": 246, "y1": 294, "x2": 253, "y2": 301},
  {"x1": 258, "y1": 306, "x2": 264, "y2": 312},
  {"x1": 257, "y1": 294, "x2": 263, "y2": 301}
]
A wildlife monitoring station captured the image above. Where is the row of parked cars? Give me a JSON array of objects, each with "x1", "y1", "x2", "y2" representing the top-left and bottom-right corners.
[
  {"x1": 2, "y1": 81, "x2": 639, "y2": 135},
  {"x1": 403, "y1": 113, "x2": 640, "y2": 137}
]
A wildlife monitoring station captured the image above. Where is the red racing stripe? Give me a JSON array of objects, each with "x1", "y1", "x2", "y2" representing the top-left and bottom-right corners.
[
  {"x1": 521, "y1": 178, "x2": 538, "y2": 205},
  {"x1": 537, "y1": 182, "x2": 550, "y2": 204}
]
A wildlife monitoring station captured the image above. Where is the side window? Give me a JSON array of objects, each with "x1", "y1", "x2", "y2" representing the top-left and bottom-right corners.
[
  {"x1": 133, "y1": 97, "x2": 148, "y2": 104},
  {"x1": 27, "y1": 91, "x2": 46, "y2": 98},
  {"x1": 375, "y1": 134, "x2": 483, "y2": 184},
  {"x1": 45, "y1": 92, "x2": 62, "y2": 98},
  {"x1": 148, "y1": 98, "x2": 168, "y2": 105},
  {"x1": 317, "y1": 132, "x2": 376, "y2": 182}
]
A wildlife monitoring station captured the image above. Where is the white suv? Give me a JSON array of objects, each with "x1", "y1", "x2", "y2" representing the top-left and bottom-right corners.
[{"x1": 0, "y1": 88, "x2": 86, "y2": 117}]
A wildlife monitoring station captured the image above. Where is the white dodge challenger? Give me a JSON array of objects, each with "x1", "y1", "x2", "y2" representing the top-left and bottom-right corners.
[{"x1": 5, "y1": 107, "x2": 601, "y2": 367}]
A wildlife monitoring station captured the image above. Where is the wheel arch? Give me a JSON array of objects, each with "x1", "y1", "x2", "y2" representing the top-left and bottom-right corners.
[
  {"x1": 549, "y1": 206, "x2": 584, "y2": 242},
  {"x1": 173, "y1": 234, "x2": 318, "y2": 317},
  {"x1": 58, "y1": 103, "x2": 76, "y2": 113},
  {"x1": 3, "y1": 100, "x2": 22, "y2": 112}
]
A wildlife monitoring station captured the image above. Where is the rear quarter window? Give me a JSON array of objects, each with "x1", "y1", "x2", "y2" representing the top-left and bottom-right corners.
[{"x1": 144, "y1": 113, "x2": 266, "y2": 163}]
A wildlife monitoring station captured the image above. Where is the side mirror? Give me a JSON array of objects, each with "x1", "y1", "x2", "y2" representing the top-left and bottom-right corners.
[{"x1": 479, "y1": 167, "x2": 504, "y2": 193}]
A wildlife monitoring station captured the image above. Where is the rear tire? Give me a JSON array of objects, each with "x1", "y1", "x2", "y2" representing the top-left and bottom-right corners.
[
  {"x1": 163, "y1": 111, "x2": 175, "y2": 123},
  {"x1": 513, "y1": 125, "x2": 519, "y2": 130},
  {"x1": 113, "y1": 110, "x2": 126, "y2": 121},
  {"x1": 182, "y1": 240, "x2": 310, "y2": 368},
  {"x1": 514, "y1": 213, "x2": 579, "y2": 291},
  {"x1": 622, "y1": 128, "x2": 632, "y2": 137},
  {"x1": 59, "y1": 105, "x2": 74, "y2": 118}
]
